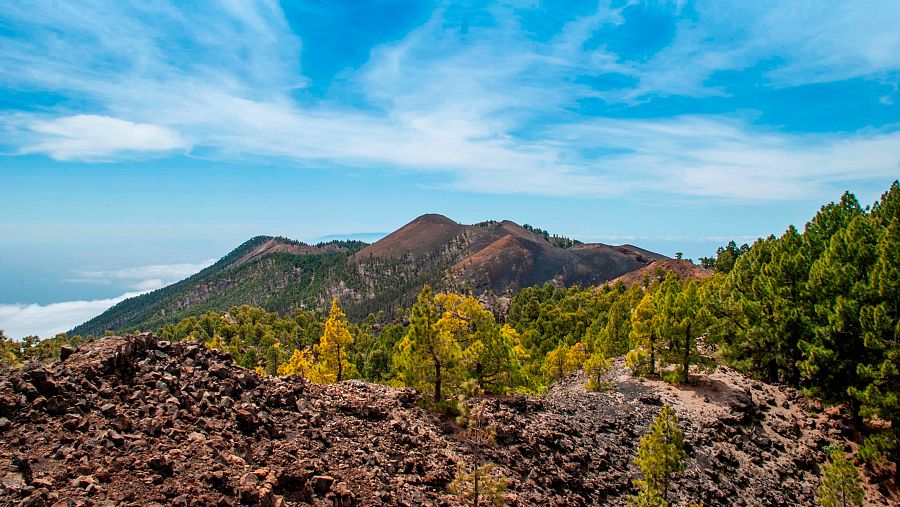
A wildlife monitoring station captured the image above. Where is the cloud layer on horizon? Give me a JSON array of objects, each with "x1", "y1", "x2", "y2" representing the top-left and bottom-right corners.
[
  {"x1": 66, "y1": 259, "x2": 215, "y2": 291},
  {"x1": 0, "y1": 1, "x2": 897, "y2": 201},
  {"x1": 0, "y1": 259, "x2": 215, "y2": 339},
  {"x1": 0, "y1": 291, "x2": 145, "y2": 340}
]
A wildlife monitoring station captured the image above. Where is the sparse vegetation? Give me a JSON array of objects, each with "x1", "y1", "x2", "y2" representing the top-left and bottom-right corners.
[
  {"x1": 817, "y1": 447, "x2": 864, "y2": 507},
  {"x1": 0, "y1": 330, "x2": 20, "y2": 369},
  {"x1": 0, "y1": 331, "x2": 86, "y2": 368},
  {"x1": 449, "y1": 382, "x2": 508, "y2": 506},
  {"x1": 393, "y1": 286, "x2": 528, "y2": 402},
  {"x1": 521, "y1": 223, "x2": 583, "y2": 248},
  {"x1": 630, "y1": 405, "x2": 686, "y2": 507},
  {"x1": 473, "y1": 221, "x2": 583, "y2": 248}
]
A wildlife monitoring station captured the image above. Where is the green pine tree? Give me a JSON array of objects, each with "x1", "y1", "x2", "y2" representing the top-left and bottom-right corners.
[
  {"x1": 803, "y1": 191, "x2": 863, "y2": 261},
  {"x1": 801, "y1": 214, "x2": 881, "y2": 405},
  {"x1": 817, "y1": 448, "x2": 864, "y2": 507},
  {"x1": 630, "y1": 405, "x2": 686, "y2": 506},
  {"x1": 627, "y1": 292, "x2": 659, "y2": 376},
  {"x1": 313, "y1": 297, "x2": 357, "y2": 382},
  {"x1": 658, "y1": 279, "x2": 712, "y2": 383},
  {"x1": 851, "y1": 219, "x2": 900, "y2": 462},
  {"x1": 0, "y1": 330, "x2": 19, "y2": 369},
  {"x1": 870, "y1": 180, "x2": 900, "y2": 227},
  {"x1": 393, "y1": 285, "x2": 461, "y2": 403},
  {"x1": 449, "y1": 383, "x2": 508, "y2": 506}
]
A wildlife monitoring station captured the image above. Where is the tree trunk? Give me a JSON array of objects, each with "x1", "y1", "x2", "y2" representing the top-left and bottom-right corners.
[
  {"x1": 650, "y1": 331, "x2": 656, "y2": 375},
  {"x1": 336, "y1": 345, "x2": 343, "y2": 382},
  {"x1": 683, "y1": 323, "x2": 691, "y2": 383},
  {"x1": 474, "y1": 468, "x2": 480, "y2": 507},
  {"x1": 894, "y1": 441, "x2": 900, "y2": 485},
  {"x1": 435, "y1": 361, "x2": 442, "y2": 402}
]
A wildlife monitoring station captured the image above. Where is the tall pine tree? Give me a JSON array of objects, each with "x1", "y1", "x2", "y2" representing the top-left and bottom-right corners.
[
  {"x1": 630, "y1": 405, "x2": 686, "y2": 506},
  {"x1": 658, "y1": 278, "x2": 712, "y2": 383},
  {"x1": 817, "y1": 448, "x2": 864, "y2": 507},
  {"x1": 314, "y1": 298, "x2": 357, "y2": 383},
  {"x1": 627, "y1": 292, "x2": 660, "y2": 376},
  {"x1": 394, "y1": 285, "x2": 461, "y2": 402},
  {"x1": 801, "y1": 215, "x2": 880, "y2": 405},
  {"x1": 852, "y1": 219, "x2": 900, "y2": 447}
]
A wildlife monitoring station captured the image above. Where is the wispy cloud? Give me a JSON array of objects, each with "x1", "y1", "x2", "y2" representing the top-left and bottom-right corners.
[
  {"x1": 68, "y1": 260, "x2": 215, "y2": 291},
  {"x1": 549, "y1": 115, "x2": 900, "y2": 199},
  {"x1": 21, "y1": 115, "x2": 187, "y2": 160},
  {"x1": 582, "y1": 233, "x2": 762, "y2": 244},
  {"x1": 598, "y1": 1, "x2": 900, "y2": 100},
  {"x1": 0, "y1": 291, "x2": 144, "y2": 340},
  {"x1": 0, "y1": 1, "x2": 896, "y2": 200},
  {"x1": 1, "y1": 259, "x2": 215, "y2": 339}
]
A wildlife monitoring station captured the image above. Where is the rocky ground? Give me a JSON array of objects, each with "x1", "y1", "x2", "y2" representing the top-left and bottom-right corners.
[{"x1": 0, "y1": 334, "x2": 896, "y2": 506}]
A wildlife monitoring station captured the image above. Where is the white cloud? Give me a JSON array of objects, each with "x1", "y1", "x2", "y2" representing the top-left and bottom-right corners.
[
  {"x1": 549, "y1": 116, "x2": 900, "y2": 199},
  {"x1": 0, "y1": 291, "x2": 144, "y2": 340},
  {"x1": 21, "y1": 115, "x2": 187, "y2": 160},
  {"x1": 69, "y1": 259, "x2": 215, "y2": 291},
  {"x1": 605, "y1": 0, "x2": 900, "y2": 99},
  {"x1": 0, "y1": 1, "x2": 897, "y2": 200},
  {"x1": 752, "y1": 1, "x2": 900, "y2": 85},
  {"x1": 129, "y1": 279, "x2": 167, "y2": 292},
  {"x1": 581, "y1": 233, "x2": 762, "y2": 244},
  {"x1": 0, "y1": 259, "x2": 215, "y2": 339},
  {"x1": 74, "y1": 260, "x2": 214, "y2": 284}
]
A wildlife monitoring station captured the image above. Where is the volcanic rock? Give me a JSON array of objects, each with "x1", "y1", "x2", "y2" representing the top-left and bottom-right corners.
[{"x1": 0, "y1": 333, "x2": 895, "y2": 506}]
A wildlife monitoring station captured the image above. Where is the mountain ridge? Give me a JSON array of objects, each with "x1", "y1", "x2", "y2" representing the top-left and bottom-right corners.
[{"x1": 71, "y1": 214, "x2": 668, "y2": 336}]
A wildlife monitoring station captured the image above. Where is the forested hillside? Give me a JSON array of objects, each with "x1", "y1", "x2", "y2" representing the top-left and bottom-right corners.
[
  {"x1": 70, "y1": 216, "x2": 661, "y2": 337},
  {"x1": 69, "y1": 237, "x2": 367, "y2": 337}
]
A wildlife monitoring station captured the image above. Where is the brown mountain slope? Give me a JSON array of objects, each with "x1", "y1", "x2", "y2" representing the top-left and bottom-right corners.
[
  {"x1": 72, "y1": 215, "x2": 667, "y2": 335},
  {"x1": 450, "y1": 234, "x2": 548, "y2": 290},
  {"x1": 230, "y1": 238, "x2": 328, "y2": 269},
  {"x1": 609, "y1": 244, "x2": 668, "y2": 263},
  {"x1": 353, "y1": 214, "x2": 465, "y2": 260},
  {"x1": 355, "y1": 214, "x2": 662, "y2": 293},
  {"x1": 604, "y1": 259, "x2": 713, "y2": 287},
  {"x1": 1, "y1": 334, "x2": 893, "y2": 506}
]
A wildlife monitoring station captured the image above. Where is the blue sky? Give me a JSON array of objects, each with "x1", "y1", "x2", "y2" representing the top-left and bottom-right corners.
[{"x1": 1, "y1": 0, "x2": 898, "y2": 338}]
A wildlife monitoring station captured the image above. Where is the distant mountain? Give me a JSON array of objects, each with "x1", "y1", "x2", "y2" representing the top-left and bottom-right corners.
[
  {"x1": 603, "y1": 259, "x2": 713, "y2": 287},
  {"x1": 71, "y1": 215, "x2": 665, "y2": 336}
]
